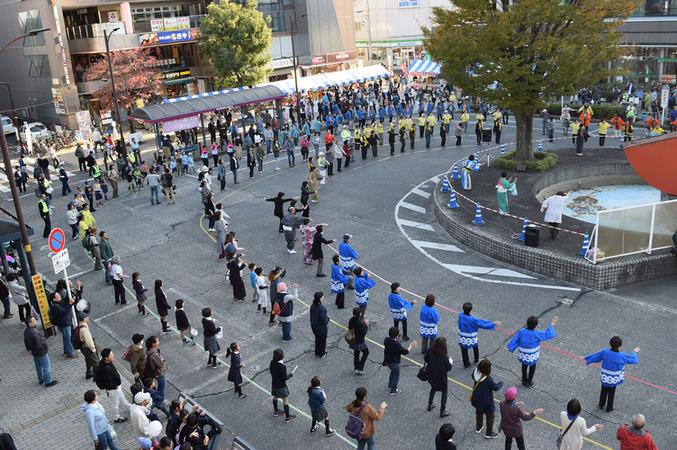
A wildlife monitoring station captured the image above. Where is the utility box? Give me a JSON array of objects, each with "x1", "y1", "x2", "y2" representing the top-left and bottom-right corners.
[{"x1": 524, "y1": 224, "x2": 540, "y2": 248}]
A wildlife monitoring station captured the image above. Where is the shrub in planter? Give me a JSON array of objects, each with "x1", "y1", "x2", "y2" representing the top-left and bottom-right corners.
[{"x1": 492, "y1": 150, "x2": 558, "y2": 172}]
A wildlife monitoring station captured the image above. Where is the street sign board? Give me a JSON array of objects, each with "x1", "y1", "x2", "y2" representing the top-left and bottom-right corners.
[
  {"x1": 661, "y1": 85, "x2": 669, "y2": 108},
  {"x1": 51, "y1": 248, "x2": 70, "y2": 274},
  {"x1": 48, "y1": 228, "x2": 66, "y2": 253}
]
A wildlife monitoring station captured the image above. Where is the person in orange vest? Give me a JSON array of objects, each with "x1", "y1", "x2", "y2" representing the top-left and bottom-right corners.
[
  {"x1": 671, "y1": 117, "x2": 677, "y2": 132},
  {"x1": 644, "y1": 115, "x2": 660, "y2": 130},
  {"x1": 579, "y1": 111, "x2": 592, "y2": 128},
  {"x1": 609, "y1": 114, "x2": 625, "y2": 138}
]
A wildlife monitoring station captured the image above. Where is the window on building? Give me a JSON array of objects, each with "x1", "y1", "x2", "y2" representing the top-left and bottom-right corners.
[
  {"x1": 18, "y1": 10, "x2": 45, "y2": 47},
  {"x1": 25, "y1": 55, "x2": 51, "y2": 77}
]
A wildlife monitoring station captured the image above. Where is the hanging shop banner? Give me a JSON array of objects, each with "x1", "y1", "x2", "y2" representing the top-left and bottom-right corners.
[
  {"x1": 163, "y1": 115, "x2": 199, "y2": 133},
  {"x1": 163, "y1": 17, "x2": 178, "y2": 31},
  {"x1": 158, "y1": 29, "x2": 200, "y2": 44},
  {"x1": 31, "y1": 274, "x2": 52, "y2": 329},
  {"x1": 177, "y1": 17, "x2": 190, "y2": 29},
  {"x1": 76, "y1": 111, "x2": 92, "y2": 142},
  {"x1": 151, "y1": 19, "x2": 164, "y2": 32}
]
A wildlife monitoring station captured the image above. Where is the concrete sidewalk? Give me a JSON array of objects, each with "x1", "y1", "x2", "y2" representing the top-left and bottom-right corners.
[{"x1": 0, "y1": 315, "x2": 139, "y2": 449}]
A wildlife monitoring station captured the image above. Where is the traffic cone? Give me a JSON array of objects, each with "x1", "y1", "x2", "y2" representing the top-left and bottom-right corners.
[
  {"x1": 517, "y1": 217, "x2": 528, "y2": 242},
  {"x1": 451, "y1": 162, "x2": 460, "y2": 179},
  {"x1": 618, "y1": 135, "x2": 624, "y2": 150},
  {"x1": 538, "y1": 139, "x2": 543, "y2": 152},
  {"x1": 472, "y1": 203, "x2": 485, "y2": 225},
  {"x1": 441, "y1": 173, "x2": 450, "y2": 192},
  {"x1": 472, "y1": 153, "x2": 479, "y2": 171},
  {"x1": 448, "y1": 188, "x2": 459, "y2": 208},
  {"x1": 578, "y1": 232, "x2": 590, "y2": 257},
  {"x1": 500, "y1": 144, "x2": 506, "y2": 155}
]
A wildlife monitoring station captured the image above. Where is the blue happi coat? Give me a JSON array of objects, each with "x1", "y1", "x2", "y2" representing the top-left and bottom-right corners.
[
  {"x1": 584, "y1": 349, "x2": 638, "y2": 387},
  {"x1": 507, "y1": 326, "x2": 557, "y2": 366},
  {"x1": 354, "y1": 275, "x2": 375, "y2": 306},
  {"x1": 457, "y1": 313, "x2": 496, "y2": 349},
  {"x1": 331, "y1": 263, "x2": 350, "y2": 294},
  {"x1": 338, "y1": 242, "x2": 359, "y2": 270},
  {"x1": 388, "y1": 293, "x2": 413, "y2": 321},
  {"x1": 419, "y1": 305, "x2": 440, "y2": 338}
]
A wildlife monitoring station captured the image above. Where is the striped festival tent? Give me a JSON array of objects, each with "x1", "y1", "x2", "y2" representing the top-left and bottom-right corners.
[{"x1": 407, "y1": 60, "x2": 441, "y2": 74}]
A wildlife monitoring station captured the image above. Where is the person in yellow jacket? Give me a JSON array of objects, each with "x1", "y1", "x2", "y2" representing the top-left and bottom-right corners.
[
  {"x1": 570, "y1": 120, "x2": 581, "y2": 145},
  {"x1": 426, "y1": 114, "x2": 437, "y2": 131},
  {"x1": 442, "y1": 112, "x2": 452, "y2": 134},
  {"x1": 38, "y1": 194, "x2": 51, "y2": 238},
  {"x1": 597, "y1": 119, "x2": 611, "y2": 147},
  {"x1": 461, "y1": 111, "x2": 470, "y2": 132},
  {"x1": 418, "y1": 114, "x2": 427, "y2": 138},
  {"x1": 376, "y1": 122, "x2": 383, "y2": 144},
  {"x1": 82, "y1": 203, "x2": 96, "y2": 228},
  {"x1": 624, "y1": 122, "x2": 634, "y2": 142},
  {"x1": 407, "y1": 116, "x2": 416, "y2": 149}
]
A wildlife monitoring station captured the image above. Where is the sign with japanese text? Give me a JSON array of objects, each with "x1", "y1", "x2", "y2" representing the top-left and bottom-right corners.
[{"x1": 31, "y1": 274, "x2": 51, "y2": 328}]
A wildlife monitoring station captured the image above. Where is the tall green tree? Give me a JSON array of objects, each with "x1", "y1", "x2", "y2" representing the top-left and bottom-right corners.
[
  {"x1": 199, "y1": 0, "x2": 273, "y2": 88},
  {"x1": 423, "y1": 0, "x2": 639, "y2": 161}
]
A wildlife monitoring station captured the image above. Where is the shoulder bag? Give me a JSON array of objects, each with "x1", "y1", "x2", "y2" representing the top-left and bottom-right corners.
[
  {"x1": 556, "y1": 417, "x2": 576, "y2": 449},
  {"x1": 468, "y1": 375, "x2": 486, "y2": 402}
]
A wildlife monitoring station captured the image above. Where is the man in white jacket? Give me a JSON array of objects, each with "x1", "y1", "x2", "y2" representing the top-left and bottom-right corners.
[{"x1": 130, "y1": 392, "x2": 152, "y2": 439}]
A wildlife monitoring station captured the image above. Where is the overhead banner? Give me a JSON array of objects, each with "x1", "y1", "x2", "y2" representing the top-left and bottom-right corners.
[{"x1": 163, "y1": 115, "x2": 199, "y2": 133}]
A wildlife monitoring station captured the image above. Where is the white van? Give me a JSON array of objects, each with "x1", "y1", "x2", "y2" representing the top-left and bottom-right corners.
[{"x1": 1, "y1": 116, "x2": 17, "y2": 136}]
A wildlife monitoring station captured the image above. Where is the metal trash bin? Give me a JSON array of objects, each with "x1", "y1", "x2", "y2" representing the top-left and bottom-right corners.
[{"x1": 524, "y1": 224, "x2": 540, "y2": 248}]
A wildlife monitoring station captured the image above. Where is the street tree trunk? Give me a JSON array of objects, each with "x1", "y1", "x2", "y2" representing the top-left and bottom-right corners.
[{"x1": 514, "y1": 111, "x2": 534, "y2": 162}]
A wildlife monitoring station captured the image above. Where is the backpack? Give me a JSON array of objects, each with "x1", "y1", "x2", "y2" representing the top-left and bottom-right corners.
[
  {"x1": 93, "y1": 364, "x2": 107, "y2": 390},
  {"x1": 345, "y1": 402, "x2": 368, "y2": 440},
  {"x1": 82, "y1": 231, "x2": 92, "y2": 251},
  {"x1": 71, "y1": 324, "x2": 84, "y2": 350}
]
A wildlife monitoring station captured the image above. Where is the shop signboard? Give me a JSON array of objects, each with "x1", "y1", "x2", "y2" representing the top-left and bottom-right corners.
[
  {"x1": 177, "y1": 17, "x2": 190, "y2": 29},
  {"x1": 399, "y1": 0, "x2": 419, "y2": 7},
  {"x1": 312, "y1": 54, "x2": 327, "y2": 65},
  {"x1": 326, "y1": 50, "x2": 357, "y2": 64},
  {"x1": 164, "y1": 17, "x2": 178, "y2": 31},
  {"x1": 151, "y1": 19, "x2": 164, "y2": 32},
  {"x1": 163, "y1": 115, "x2": 199, "y2": 133},
  {"x1": 660, "y1": 74, "x2": 676, "y2": 84},
  {"x1": 158, "y1": 29, "x2": 199, "y2": 44},
  {"x1": 76, "y1": 111, "x2": 91, "y2": 142}
]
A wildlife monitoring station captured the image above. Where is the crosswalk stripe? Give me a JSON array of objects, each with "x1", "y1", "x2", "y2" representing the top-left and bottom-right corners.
[
  {"x1": 396, "y1": 218, "x2": 434, "y2": 231},
  {"x1": 410, "y1": 240, "x2": 463, "y2": 253},
  {"x1": 399, "y1": 201, "x2": 426, "y2": 214},
  {"x1": 410, "y1": 187, "x2": 431, "y2": 199}
]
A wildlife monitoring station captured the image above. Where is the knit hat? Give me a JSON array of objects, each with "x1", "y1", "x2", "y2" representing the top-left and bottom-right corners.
[
  {"x1": 505, "y1": 386, "x2": 517, "y2": 401},
  {"x1": 277, "y1": 282, "x2": 287, "y2": 293}
]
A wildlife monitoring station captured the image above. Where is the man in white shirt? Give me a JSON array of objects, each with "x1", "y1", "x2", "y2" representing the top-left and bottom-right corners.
[
  {"x1": 92, "y1": 128, "x2": 102, "y2": 152},
  {"x1": 146, "y1": 169, "x2": 161, "y2": 205},
  {"x1": 540, "y1": 191, "x2": 571, "y2": 240}
]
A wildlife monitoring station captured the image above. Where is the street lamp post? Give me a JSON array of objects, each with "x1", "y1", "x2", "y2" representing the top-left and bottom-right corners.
[
  {"x1": 0, "y1": 82, "x2": 24, "y2": 152},
  {"x1": 289, "y1": 14, "x2": 307, "y2": 123},
  {"x1": 0, "y1": 27, "x2": 50, "y2": 276},
  {"x1": 103, "y1": 28, "x2": 127, "y2": 154}
]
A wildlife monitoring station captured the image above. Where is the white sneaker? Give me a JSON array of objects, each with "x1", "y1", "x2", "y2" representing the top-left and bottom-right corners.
[
  {"x1": 208, "y1": 228, "x2": 215, "y2": 232},
  {"x1": 287, "y1": 249, "x2": 297, "y2": 254}
]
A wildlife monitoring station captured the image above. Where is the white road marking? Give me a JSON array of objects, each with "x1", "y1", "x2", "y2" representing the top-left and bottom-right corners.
[
  {"x1": 410, "y1": 240, "x2": 463, "y2": 253},
  {"x1": 430, "y1": 176, "x2": 441, "y2": 184},
  {"x1": 442, "y1": 264, "x2": 536, "y2": 279},
  {"x1": 398, "y1": 201, "x2": 426, "y2": 214},
  {"x1": 411, "y1": 187, "x2": 431, "y2": 199},
  {"x1": 396, "y1": 218, "x2": 434, "y2": 231},
  {"x1": 395, "y1": 176, "x2": 581, "y2": 292}
]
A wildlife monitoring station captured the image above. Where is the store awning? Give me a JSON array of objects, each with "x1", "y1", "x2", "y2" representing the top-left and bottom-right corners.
[
  {"x1": 130, "y1": 85, "x2": 288, "y2": 123},
  {"x1": 163, "y1": 77, "x2": 195, "y2": 86},
  {"x1": 407, "y1": 60, "x2": 441, "y2": 74},
  {"x1": 322, "y1": 64, "x2": 391, "y2": 86}
]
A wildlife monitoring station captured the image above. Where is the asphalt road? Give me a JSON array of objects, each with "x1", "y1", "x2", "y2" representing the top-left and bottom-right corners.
[{"x1": 4, "y1": 119, "x2": 675, "y2": 449}]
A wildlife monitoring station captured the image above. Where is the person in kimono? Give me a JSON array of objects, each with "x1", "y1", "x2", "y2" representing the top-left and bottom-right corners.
[
  {"x1": 496, "y1": 172, "x2": 517, "y2": 215},
  {"x1": 462, "y1": 155, "x2": 475, "y2": 190},
  {"x1": 353, "y1": 267, "x2": 375, "y2": 311},
  {"x1": 331, "y1": 254, "x2": 351, "y2": 309},
  {"x1": 506, "y1": 315, "x2": 558, "y2": 387},
  {"x1": 339, "y1": 234, "x2": 359, "y2": 289},
  {"x1": 584, "y1": 336, "x2": 639, "y2": 413}
]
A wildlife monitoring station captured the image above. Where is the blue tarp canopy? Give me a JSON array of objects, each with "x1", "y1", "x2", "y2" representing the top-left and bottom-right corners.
[{"x1": 407, "y1": 60, "x2": 441, "y2": 74}]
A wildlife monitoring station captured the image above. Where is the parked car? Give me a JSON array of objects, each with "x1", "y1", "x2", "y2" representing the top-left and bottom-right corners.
[
  {"x1": 1, "y1": 116, "x2": 17, "y2": 136},
  {"x1": 19, "y1": 122, "x2": 50, "y2": 141}
]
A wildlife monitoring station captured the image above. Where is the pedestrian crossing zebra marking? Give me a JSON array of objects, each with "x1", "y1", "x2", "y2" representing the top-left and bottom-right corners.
[
  {"x1": 395, "y1": 218, "x2": 435, "y2": 231},
  {"x1": 410, "y1": 187, "x2": 431, "y2": 199},
  {"x1": 398, "y1": 201, "x2": 426, "y2": 214},
  {"x1": 409, "y1": 240, "x2": 463, "y2": 253}
]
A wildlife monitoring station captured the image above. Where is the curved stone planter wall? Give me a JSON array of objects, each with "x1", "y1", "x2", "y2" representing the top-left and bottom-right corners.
[{"x1": 434, "y1": 162, "x2": 677, "y2": 290}]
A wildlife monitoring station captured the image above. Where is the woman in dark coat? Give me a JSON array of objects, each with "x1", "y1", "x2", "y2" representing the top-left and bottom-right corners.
[
  {"x1": 226, "y1": 251, "x2": 246, "y2": 301},
  {"x1": 154, "y1": 279, "x2": 171, "y2": 334},
  {"x1": 310, "y1": 225, "x2": 335, "y2": 277},
  {"x1": 424, "y1": 336, "x2": 453, "y2": 418},
  {"x1": 265, "y1": 191, "x2": 295, "y2": 232},
  {"x1": 470, "y1": 359, "x2": 503, "y2": 438},
  {"x1": 348, "y1": 308, "x2": 369, "y2": 375},
  {"x1": 202, "y1": 307, "x2": 221, "y2": 368},
  {"x1": 309, "y1": 292, "x2": 330, "y2": 357},
  {"x1": 300, "y1": 181, "x2": 311, "y2": 218}
]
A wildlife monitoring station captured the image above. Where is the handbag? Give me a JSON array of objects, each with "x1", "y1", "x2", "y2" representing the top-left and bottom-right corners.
[
  {"x1": 416, "y1": 364, "x2": 429, "y2": 381},
  {"x1": 344, "y1": 328, "x2": 356, "y2": 346},
  {"x1": 556, "y1": 417, "x2": 576, "y2": 449},
  {"x1": 468, "y1": 375, "x2": 486, "y2": 402},
  {"x1": 121, "y1": 345, "x2": 131, "y2": 362}
]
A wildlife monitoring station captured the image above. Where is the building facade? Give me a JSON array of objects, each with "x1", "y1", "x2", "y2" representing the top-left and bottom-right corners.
[
  {"x1": 353, "y1": 0, "x2": 448, "y2": 72},
  {"x1": 0, "y1": 0, "x2": 355, "y2": 129}
]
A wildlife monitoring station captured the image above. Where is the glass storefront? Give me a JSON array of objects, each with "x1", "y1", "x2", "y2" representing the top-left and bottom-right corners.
[{"x1": 611, "y1": 47, "x2": 677, "y2": 91}]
